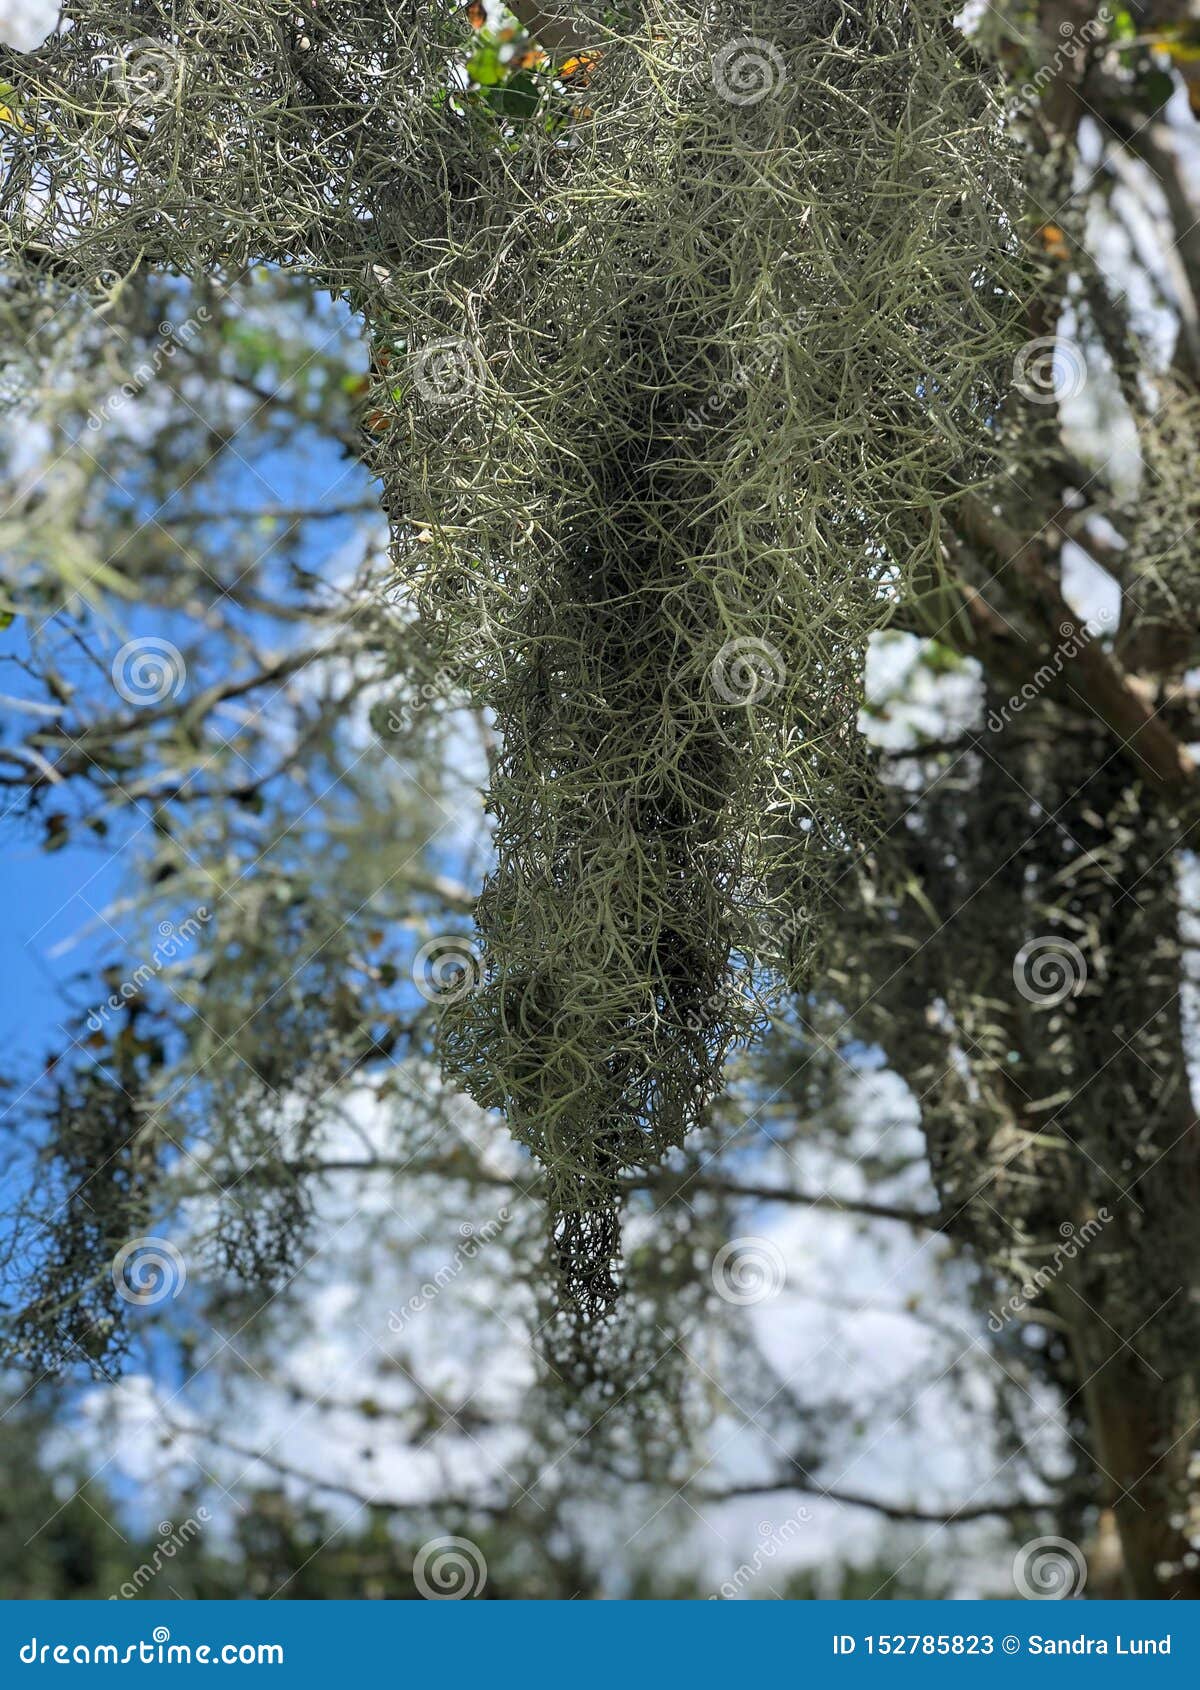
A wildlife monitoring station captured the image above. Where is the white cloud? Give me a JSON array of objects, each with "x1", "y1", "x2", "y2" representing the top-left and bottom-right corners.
[{"x1": 0, "y1": 0, "x2": 58, "y2": 51}]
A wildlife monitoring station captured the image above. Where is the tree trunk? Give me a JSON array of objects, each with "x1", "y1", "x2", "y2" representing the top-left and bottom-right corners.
[
  {"x1": 846, "y1": 708, "x2": 1200, "y2": 1594},
  {"x1": 1073, "y1": 1345, "x2": 1200, "y2": 1596}
]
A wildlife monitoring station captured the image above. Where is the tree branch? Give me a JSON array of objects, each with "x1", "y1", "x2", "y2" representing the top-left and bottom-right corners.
[
  {"x1": 700, "y1": 1469, "x2": 1052, "y2": 1524},
  {"x1": 273, "y1": 1156, "x2": 946, "y2": 1231},
  {"x1": 506, "y1": 0, "x2": 597, "y2": 58},
  {"x1": 958, "y1": 496, "x2": 1200, "y2": 804}
]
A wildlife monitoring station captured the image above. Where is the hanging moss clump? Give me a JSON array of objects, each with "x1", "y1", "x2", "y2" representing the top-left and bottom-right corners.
[{"x1": 377, "y1": 0, "x2": 1027, "y2": 1315}]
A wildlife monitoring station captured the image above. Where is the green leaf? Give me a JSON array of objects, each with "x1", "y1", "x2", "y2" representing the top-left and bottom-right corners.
[
  {"x1": 466, "y1": 46, "x2": 503, "y2": 86},
  {"x1": 485, "y1": 72, "x2": 540, "y2": 120},
  {"x1": 0, "y1": 78, "x2": 32, "y2": 133},
  {"x1": 919, "y1": 639, "x2": 964, "y2": 676},
  {"x1": 1139, "y1": 67, "x2": 1175, "y2": 109}
]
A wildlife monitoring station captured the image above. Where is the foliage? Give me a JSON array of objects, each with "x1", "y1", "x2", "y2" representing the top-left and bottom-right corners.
[{"x1": 3, "y1": 0, "x2": 1200, "y2": 1600}]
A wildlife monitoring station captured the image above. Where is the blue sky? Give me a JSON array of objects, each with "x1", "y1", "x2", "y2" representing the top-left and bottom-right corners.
[{"x1": 1, "y1": 362, "x2": 374, "y2": 1078}]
